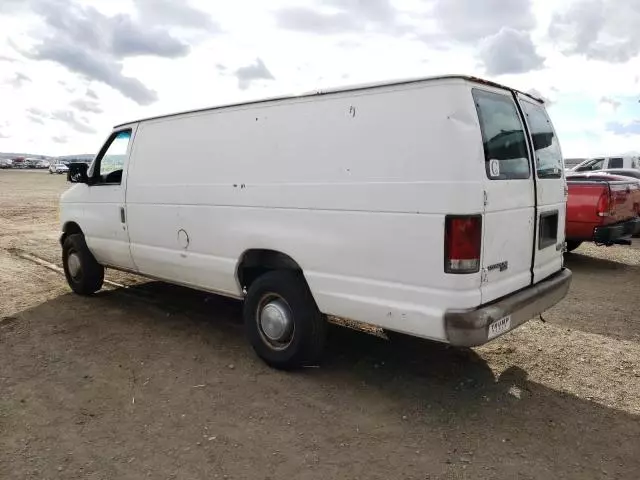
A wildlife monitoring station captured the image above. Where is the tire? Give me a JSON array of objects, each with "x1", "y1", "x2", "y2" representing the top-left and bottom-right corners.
[
  {"x1": 566, "y1": 240, "x2": 582, "y2": 252},
  {"x1": 244, "y1": 270, "x2": 326, "y2": 370},
  {"x1": 62, "y1": 234, "x2": 104, "y2": 295}
]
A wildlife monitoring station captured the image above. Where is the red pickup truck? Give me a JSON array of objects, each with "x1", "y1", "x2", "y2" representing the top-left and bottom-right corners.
[{"x1": 565, "y1": 173, "x2": 640, "y2": 251}]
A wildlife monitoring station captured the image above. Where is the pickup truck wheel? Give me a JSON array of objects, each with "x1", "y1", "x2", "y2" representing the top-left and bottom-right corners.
[
  {"x1": 244, "y1": 271, "x2": 326, "y2": 370},
  {"x1": 62, "y1": 234, "x2": 104, "y2": 295},
  {"x1": 566, "y1": 240, "x2": 582, "y2": 253}
]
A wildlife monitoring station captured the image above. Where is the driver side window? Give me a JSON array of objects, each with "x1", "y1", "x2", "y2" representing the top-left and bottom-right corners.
[{"x1": 94, "y1": 130, "x2": 131, "y2": 185}]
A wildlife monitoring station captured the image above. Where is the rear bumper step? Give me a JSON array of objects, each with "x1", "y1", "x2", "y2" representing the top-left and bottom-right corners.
[
  {"x1": 444, "y1": 268, "x2": 572, "y2": 347},
  {"x1": 594, "y1": 217, "x2": 640, "y2": 244}
]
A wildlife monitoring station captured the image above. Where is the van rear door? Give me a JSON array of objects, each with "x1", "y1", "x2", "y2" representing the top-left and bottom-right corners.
[
  {"x1": 472, "y1": 87, "x2": 535, "y2": 304},
  {"x1": 517, "y1": 95, "x2": 565, "y2": 283}
]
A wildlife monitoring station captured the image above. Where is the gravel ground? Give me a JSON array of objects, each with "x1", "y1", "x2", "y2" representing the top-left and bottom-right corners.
[{"x1": 1, "y1": 170, "x2": 639, "y2": 479}]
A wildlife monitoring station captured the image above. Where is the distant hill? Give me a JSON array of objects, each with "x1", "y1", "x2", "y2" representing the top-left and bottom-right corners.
[
  {"x1": 0, "y1": 152, "x2": 52, "y2": 160},
  {"x1": 0, "y1": 152, "x2": 93, "y2": 161},
  {"x1": 57, "y1": 154, "x2": 94, "y2": 163}
]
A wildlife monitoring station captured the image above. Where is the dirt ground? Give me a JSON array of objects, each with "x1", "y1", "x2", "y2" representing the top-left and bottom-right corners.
[{"x1": 1, "y1": 169, "x2": 639, "y2": 480}]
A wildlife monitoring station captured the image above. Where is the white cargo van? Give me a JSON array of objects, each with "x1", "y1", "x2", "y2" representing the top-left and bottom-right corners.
[{"x1": 60, "y1": 75, "x2": 571, "y2": 369}]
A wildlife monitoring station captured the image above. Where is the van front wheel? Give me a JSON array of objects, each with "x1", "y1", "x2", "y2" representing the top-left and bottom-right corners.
[
  {"x1": 244, "y1": 271, "x2": 326, "y2": 370},
  {"x1": 62, "y1": 234, "x2": 104, "y2": 295}
]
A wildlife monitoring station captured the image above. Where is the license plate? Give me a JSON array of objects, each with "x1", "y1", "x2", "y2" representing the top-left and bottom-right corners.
[{"x1": 488, "y1": 315, "x2": 512, "y2": 339}]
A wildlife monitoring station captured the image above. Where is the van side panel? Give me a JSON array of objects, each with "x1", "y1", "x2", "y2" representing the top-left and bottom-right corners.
[{"x1": 125, "y1": 80, "x2": 484, "y2": 341}]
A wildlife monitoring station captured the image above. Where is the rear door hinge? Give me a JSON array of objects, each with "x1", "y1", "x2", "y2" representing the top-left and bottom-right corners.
[{"x1": 483, "y1": 190, "x2": 488, "y2": 207}]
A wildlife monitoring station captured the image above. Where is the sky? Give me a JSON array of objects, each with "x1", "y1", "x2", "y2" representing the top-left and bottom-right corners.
[{"x1": 0, "y1": 0, "x2": 639, "y2": 158}]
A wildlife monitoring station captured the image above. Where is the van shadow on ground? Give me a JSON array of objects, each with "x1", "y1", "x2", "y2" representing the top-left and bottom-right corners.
[
  {"x1": 553, "y1": 253, "x2": 640, "y2": 342},
  {"x1": 1, "y1": 282, "x2": 639, "y2": 479}
]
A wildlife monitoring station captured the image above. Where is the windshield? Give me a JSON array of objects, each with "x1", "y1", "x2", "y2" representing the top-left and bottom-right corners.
[{"x1": 520, "y1": 101, "x2": 563, "y2": 179}]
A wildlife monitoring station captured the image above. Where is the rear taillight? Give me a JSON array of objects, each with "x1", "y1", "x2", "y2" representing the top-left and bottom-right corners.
[
  {"x1": 445, "y1": 215, "x2": 482, "y2": 274},
  {"x1": 596, "y1": 191, "x2": 611, "y2": 217}
]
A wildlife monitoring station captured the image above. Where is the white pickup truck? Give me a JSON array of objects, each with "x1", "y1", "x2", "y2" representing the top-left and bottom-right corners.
[
  {"x1": 59, "y1": 75, "x2": 572, "y2": 369},
  {"x1": 572, "y1": 155, "x2": 640, "y2": 172}
]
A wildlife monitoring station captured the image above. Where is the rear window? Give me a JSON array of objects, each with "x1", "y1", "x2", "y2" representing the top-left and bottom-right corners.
[
  {"x1": 473, "y1": 89, "x2": 530, "y2": 180},
  {"x1": 609, "y1": 157, "x2": 624, "y2": 168},
  {"x1": 520, "y1": 101, "x2": 563, "y2": 178}
]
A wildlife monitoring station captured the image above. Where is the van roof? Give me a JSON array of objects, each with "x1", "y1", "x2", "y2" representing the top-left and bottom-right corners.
[{"x1": 115, "y1": 74, "x2": 544, "y2": 128}]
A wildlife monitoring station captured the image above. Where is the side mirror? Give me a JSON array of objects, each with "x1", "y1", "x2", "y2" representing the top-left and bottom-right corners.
[{"x1": 67, "y1": 163, "x2": 89, "y2": 184}]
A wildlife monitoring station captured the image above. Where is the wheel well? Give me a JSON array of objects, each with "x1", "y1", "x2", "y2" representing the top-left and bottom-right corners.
[
  {"x1": 237, "y1": 249, "x2": 303, "y2": 290},
  {"x1": 60, "y1": 222, "x2": 83, "y2": 245}
]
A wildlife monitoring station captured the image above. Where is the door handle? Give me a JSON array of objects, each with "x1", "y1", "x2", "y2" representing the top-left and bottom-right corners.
[{"x1": 120, "y1": 206, "x2": 126, "y2": 224}]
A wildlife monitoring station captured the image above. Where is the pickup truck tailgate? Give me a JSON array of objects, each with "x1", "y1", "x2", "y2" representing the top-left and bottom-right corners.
[{"x1": 607, "y1": 181, "x2": 639, "y2": 224}]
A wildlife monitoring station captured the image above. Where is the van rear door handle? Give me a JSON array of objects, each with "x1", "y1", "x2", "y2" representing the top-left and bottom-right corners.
[{"x1": 120, "y1": 206, "x2": 126, "y2": 224}]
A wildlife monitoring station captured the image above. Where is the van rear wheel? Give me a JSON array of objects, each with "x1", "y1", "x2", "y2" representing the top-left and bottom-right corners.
[
  {"x1": 62, "y1": 234, "x2": 104, "y2": 295},
  {"x1": 244, "y1": 271, "x2": 326, "y2": 370}
]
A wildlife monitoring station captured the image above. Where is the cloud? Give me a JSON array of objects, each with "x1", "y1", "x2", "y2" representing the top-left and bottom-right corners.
[
  {"x1": 32, "y1": 41, "x2": 158, "y2": 105},
  {"x1": 607, "y1": 120, "x2": 640, "y2": 135},
  {"x1": 433, "y1": 0, "x2": 535, "y2": 43},
  {"x1": 109, "y1": 16, "x2": 189, "y2": 58},
  {"x1": 275, "y1": 0, "x2": 401, "y2": 35},
  {"x1": 28, "y1": 115, "x2": 45, "y2": 125},
  {"x1": 235, "y1": 58, "x2": 275, "y2": 90},
  {"x1": 52, "y1": 135, "x2": 68, "y2": 144},
  {"x1": 27, "y1": 107, "x2": 48, "y2": 125},
  {"x1": 86, "y1": 88, "x2": 98, "y2": 100},
  {"x1": 479, "y1": 28, "x2": 544, "y2": 75},
  {"x1": 6, "y1": 72, "x2": 31, "y2": 88},
  {"x1": 27, "y1": 107, "x2": 45, "y2": 116},
  {"x1": 51, "y1": 110, "x2": 96, "y2": 134},
  {"x1": 0, "y1": 0, "x2": 24, "y2": 13},
  {"x1": 549, "y1": 0, "x2": 640, "y2": 62},
  {"x1": 600, "y1": 96, "x2": 621, "y2": 110},
  {"x1": 70, "y1": 98, "x2": 103, "y2": 114},
  {"x1": 0, "y1": 55, "x2": 17, "y2": 63},
  {"x1": 134, "y1": 0, "x2": 220, "y2": 30},
  {"x1": 23, "y1": 0, "x2": 203, "y2": 105},
  {"x1": 0, "y1": 131, "x2": 9, "y2": 139},
  {"x1": 276, "y1": 7, "x2": 357, "y2": 34}
]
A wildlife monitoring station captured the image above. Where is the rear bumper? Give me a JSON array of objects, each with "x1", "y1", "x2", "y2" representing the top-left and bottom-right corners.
[
  {"x1": 593, "y1": 217, "x2": 640, "y2": 244},
  {"x1": 444, "y1": 269, "x2": 572, "y2": 347}
]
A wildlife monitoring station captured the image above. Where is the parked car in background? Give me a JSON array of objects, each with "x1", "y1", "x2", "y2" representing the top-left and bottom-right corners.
[
  {"x1": 58, "y1": 75, "x2": 572, "y2": 369},
  {"x1": 565, "y1": 172, "x2": 640, "y2": 251},
  {"x1": 0, "y1": 158, "x2": 12, "y2": 169},
  {"x1": 11, "y1": 158, "x2": 27, "y2": 168},
  {"x1": 36, "y1": 160, "x2": 50, "y2": 169},
  {"x1": 49, "y1": 160, "x2": 69, "y2": 174},
  {"x1": 571, "y1": 155, "x2": 639, "y2": 172}
]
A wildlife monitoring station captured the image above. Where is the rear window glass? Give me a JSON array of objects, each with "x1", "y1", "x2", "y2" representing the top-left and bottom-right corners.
[
  {"x1": 472, "y1": 89, "x2": 530, "y2": 180},
  {"x1": 520, "y1": 101, "x2": 563, "y2": 179},
  {"x1": 609, "y1": 157, "x2": 624, "y2": 168}
]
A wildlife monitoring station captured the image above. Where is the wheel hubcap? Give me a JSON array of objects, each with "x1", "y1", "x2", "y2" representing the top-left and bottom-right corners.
[
  {"x1": 259, "y1": 298, "x2": 293, "y2": 343},
  {"x1": 68, "y1": 253, "x2": 82, "y2": 278}
]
